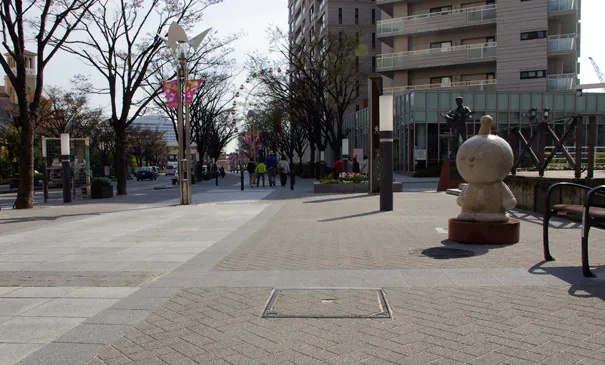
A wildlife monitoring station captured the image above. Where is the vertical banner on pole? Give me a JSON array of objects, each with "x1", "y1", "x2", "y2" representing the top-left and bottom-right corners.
[
  {"x1": 185, "y1": 80, "x2": 203, "y2": 105},
  {"x1": 368, "y1": 77, "x2": 383, "y2": 194},
  {"x1": 162, "y1": 80, "x2": 179, "y2": 108}
]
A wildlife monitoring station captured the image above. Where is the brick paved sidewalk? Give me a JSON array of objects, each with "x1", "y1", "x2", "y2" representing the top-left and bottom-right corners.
[{"x1": 26, "y1": 188, "x2": 605, "y2": 364}]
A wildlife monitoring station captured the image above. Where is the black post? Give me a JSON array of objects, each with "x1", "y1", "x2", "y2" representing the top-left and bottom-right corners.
[
  {"x1": 215, "y1": 172, "x2": 218, "y2": 186},
  {"x1": 62, "y1": 157, "x2": 72, "y2": 203},
  {"x1": 290, "y1": 172, "x2": 295, "y2": 190},
  {"x1": 380, "y1": 131, "x2": 393, "y2": 211},
  {"x1": 240, "y1": 164, "x2": 244, "y2": 191},
  {"x1": 42, "y1": 160, "x2": 48, "y2": 203},
  {"x1": 538, "y1": 122, "x2": 546, "y2": 177}
]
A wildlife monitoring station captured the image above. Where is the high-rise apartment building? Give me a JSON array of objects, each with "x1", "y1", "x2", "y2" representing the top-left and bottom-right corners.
[
  {"x1": 288, "y1": 0, "x2": 380, "y2": 112},
  {"x1": 375, "y1": 0, "x2": 580, "y2": 93}
]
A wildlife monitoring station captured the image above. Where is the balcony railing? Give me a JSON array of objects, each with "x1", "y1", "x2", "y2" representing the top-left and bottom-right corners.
[
  {"x1": 548, "y1": 33, "x2": 577, "y2": 52},
  {"x1": 548, "y1": 73, "x2": 576, "y2": 90},
  {"x1": 383, "y1": 79, "x2": 497, "y2": 94},
  {"x1": 377, "y1": 42, "x2": 496, "y2": 71},
  {"x1": 548, "y1": 0, "x2": 577, "y2": 12},
  {"x1": 377, "y1": 4, "x2": 496, "y2": 36}
]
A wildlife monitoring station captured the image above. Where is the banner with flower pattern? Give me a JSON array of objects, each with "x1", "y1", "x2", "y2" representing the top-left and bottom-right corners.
[
  {"x1": 185, "y1": 80, "x2": 203, "y2": 105},
  {"x1": 162, "y1": 80, "x2": 179, "y2": 108}
]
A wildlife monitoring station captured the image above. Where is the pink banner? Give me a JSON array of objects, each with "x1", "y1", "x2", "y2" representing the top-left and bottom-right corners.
[
  {"x1": 162, "y1": 80, "x2": 179, "y2": 108},
  {"x1": 185, "y1": 80, "x2": 203, "y2": 105}
]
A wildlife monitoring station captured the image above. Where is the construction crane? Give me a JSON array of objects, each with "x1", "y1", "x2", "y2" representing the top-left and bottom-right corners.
[{"x1": 588, "y1": 57, "x2": 605, "y2": 92}]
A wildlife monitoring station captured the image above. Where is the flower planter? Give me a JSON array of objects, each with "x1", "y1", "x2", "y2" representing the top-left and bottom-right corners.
[{"x1": 91, "y1": 184, "x2": 113, "y2": 199}]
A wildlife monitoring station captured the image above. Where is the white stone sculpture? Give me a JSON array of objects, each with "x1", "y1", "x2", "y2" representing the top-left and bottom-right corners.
[{"x1": 455, "y1": 115, "x2": 517, "y2": 222}]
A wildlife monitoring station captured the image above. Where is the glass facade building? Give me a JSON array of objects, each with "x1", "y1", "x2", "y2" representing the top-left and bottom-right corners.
[{"x1": 344, "y1": 90, "x2": 605, "y2": 173}]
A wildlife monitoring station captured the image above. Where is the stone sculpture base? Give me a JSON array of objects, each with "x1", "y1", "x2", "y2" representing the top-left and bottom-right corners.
[
  {"x1": 448, "y1": 218, "x2": 520, "y2": 245},
  {"x1": 437, "y1": 160, "x2": 466, "y2": 192}
]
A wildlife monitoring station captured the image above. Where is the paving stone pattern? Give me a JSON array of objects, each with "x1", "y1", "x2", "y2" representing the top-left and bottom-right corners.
[
  {"x1": 213, "y1": 193, "x2": 605, "y2": 271},
  {"x1": 0, "y1": 271, "x2": 160, "y2": 287},
  {"x1": 87, "y1": 286, "x2": 605, "y2": 365}
]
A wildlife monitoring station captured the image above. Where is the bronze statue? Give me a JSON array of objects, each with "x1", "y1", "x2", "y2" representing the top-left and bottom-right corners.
[{"x1": 443, "y1": 96, "x2": 472, "y2": 159}]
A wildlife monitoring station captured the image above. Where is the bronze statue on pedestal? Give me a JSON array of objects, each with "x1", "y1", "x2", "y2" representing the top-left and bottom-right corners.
[{"x1": 443, "y1": 96, "x2": 472, "y2": 159}]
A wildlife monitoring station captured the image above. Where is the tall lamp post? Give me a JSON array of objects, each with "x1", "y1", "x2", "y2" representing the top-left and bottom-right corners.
[
  {"x1": 41, "y1": 137, "x2": 48, "y2": 203},
  {"x1": 163, "y1": 23, "x2": 211, "y2": 205},
  {"x1": 379, "y1": 95, "x2": 394, "y2": 211},
  {"x1": 61, "y1": 133, "x2": 71, "y2": 203},
  {"x1": 342, "y1": 138, "x2": 349, "y2": 173}
]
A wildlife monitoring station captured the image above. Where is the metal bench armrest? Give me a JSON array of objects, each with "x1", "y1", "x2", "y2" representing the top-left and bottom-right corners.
[
  {"x1": 546, "y1": 182, "x2": 591, "y2": 212},
  {"x1": 584, "y1": 185, "x2": 605, "y2": 211}
]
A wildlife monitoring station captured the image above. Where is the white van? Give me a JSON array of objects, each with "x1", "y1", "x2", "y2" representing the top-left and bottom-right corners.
[{"x1": 165, "y1": 165, "x2": 177, "y2": 176}]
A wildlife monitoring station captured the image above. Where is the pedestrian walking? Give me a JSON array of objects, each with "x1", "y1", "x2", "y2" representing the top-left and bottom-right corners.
[
  {"x1": 255, "y1": 160, "x2": 267, "y2": 187},
  {"x1": 334, "y1": 157, "x2": 344, "y2": 178},
  {"x1": 247, "y1": 160, "x2": 256, "y2": 187},
  {"x1": 352, "y1": 156, "x2": 360, "y2": 174},
  {"x1": 361, "y1": 155, "x2": 369, "y2": 176},
  {"x1": 278, "y1": 156, "x2": 290, "y2": 186},
  {"x1": 265, "y1": 152, "x2": 278, "y2": 187}
]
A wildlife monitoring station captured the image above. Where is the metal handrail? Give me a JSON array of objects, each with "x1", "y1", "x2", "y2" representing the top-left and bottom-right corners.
[
  {"x1": 547, "y1": 73, "x2": 576, "y2": 80},
  {"x1": 377, "y1": 42, "x2": 496, "y2": 60},
  {"x1": 378, "y1": 4, "x2": 496, "y2": 26},
  {"x1": 383, "y1": 79, "x2": 496, "y2": 94}
]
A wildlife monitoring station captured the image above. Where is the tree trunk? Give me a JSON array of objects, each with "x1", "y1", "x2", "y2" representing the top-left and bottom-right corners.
[
  {"x1": 15, "y1": 115, "x2": 34, "y2": 209},
  {"x1": 309, "y1": 143, "x2": 316, "y2": 178},
  {"x1": 114, "y1": 124, "x2": 128, "y2": 195}
]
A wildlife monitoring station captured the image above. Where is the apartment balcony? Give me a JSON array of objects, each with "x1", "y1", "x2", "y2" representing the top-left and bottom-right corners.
[
  {"x1": 548, "y1": 33, "x2": 577, "y2": 54},
  {"x1": 376, "y1": 42, "x2": 496, "y2": 73},
  {"x1": 548, "y1": 0, "x2": 578, "y2": 14},
  {"x1": 383, "y1": 79, "x2": 497, "y2": 94},
  {"x1": 377, "y1": 4, "x2": 496, "y2": 41},
  {"x1": 548, "y1": 73, "x2": 576, "y2": 90}
]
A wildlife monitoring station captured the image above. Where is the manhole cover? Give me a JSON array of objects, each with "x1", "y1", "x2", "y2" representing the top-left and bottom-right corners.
[
  {"x1": 262, "y1": 289, "x2": 391, "y2": 319},
  {"x1": 419, "y1": 247, "x2": 475, "y2": 259}
]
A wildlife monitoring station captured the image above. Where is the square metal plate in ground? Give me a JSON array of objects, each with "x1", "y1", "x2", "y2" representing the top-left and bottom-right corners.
[{"x1": 262, "y1": 289, "x2": 391, "y2": 319}]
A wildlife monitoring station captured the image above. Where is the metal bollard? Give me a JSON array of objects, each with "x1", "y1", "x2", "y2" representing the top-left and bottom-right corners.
[
  {"x1": 215, "y1": 173, "x2": 218, "y2": 186},
  {"x1": 290, "y1": 172, "x2": 295, "y2": 190}
]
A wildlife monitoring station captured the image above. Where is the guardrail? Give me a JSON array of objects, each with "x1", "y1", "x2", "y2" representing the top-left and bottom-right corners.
[{"x1": 383, "y1": 79, "x2": 496, "y2": 94}]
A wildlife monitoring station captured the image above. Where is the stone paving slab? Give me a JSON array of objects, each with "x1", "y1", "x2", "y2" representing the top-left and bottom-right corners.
[
  {"x1": 86, "y1": 286, "x2": 605, "y2": 365},
  {"x1": 213, "y1": 193, "x2": 605, "y2": 272}
]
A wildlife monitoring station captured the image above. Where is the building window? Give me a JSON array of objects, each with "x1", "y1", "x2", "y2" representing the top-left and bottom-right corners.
[
  {"x1": 372, "y1": 33, "x2": 376, "y2": 49},
  {"x1": 521, "y1": 30, "x2": 547, "y2": 41},
  {"x1": 430, "y1": 76, "x2": 452, "y2": 87},
  {"x1": 372, "y1": 56, "x2": 376, "y2": 72},
  {"x1": 520, "y1": 70, "x2": 547, "y2": 79},
  {"x1": 338, "y1": 8, "x2": 342, "y2": 24},
  {"x1": 372, "y1": 9, "x2": 375, "y2": 24},
  {"x1": 355, "y1": 8, "x2": 359, "y2": 24},
  {"x1": 430, "y1": 5, "x2": 452, "y2": 13}
]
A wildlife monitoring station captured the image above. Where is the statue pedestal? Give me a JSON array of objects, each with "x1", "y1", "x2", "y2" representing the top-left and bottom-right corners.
[
  {"x1": 437, "y1": 160, "x2": 466, "y2": 192},
  {"x1": 448, "y1": 218, "x2": 520, "y2": 245}
]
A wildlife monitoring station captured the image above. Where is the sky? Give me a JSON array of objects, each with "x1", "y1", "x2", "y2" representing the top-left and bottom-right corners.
[{"x1": 4, "y1": 0, "x2": 605, "y2": 109}]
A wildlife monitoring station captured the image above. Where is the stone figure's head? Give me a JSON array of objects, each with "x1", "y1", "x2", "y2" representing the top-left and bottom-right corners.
[
  {"x1": 456, "y1": 115, "x2": 514, "y2": 184},
  {"x1": 455, "y1": 96, "x2": 463, "y2": 106}
]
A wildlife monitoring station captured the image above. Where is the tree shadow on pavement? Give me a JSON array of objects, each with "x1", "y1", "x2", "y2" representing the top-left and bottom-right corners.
[
  {"x1": 318, "y1": 210, "x2": 385, "y2": 222},
  {"x1": 0, "y1": 205, "x2": 167, "y2": 225},
  {"x1": 529, "y1": 260, "x2": 605, "y2": 300}
]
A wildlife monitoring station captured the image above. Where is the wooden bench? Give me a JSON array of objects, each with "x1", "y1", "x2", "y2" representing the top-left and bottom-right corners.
[{"x1": 543, "y1": 182, "x2": 605, "y2": 277}]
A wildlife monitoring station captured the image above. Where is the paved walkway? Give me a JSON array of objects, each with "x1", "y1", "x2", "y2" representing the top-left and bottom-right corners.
[{"x1": 0, "y1": 173, "x2": 604, "y2": 364}]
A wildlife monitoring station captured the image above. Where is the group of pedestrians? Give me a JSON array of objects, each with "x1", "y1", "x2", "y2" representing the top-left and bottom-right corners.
[
  {"x1": 333, "y1": 155, "x2": 369, "y2": 176},
  {"x1": 246, "y1": 152, "x2": 291, "y2": 188}
]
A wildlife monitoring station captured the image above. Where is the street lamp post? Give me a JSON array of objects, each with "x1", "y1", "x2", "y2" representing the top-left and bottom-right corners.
[
  {"x1": 41, "y1": 137, "x2": 48, "y2": 203},
  {"x1": 379, "y1": 95, "x2": 394, "y2": 211},
  {"x1": 60, "y1": 133, "x2": 71, "y2": 203},
  {"x1": 163, "y1": 23, "x2": 211, "y2": 205},
  {"x1": 342, "y1": 138, "x2": 349, "y2": 173}
]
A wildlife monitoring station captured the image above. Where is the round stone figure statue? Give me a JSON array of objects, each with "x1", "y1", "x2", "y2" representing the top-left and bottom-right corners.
[{"x1": 455, "y1": 115, "x2": 517, "y2": 222}]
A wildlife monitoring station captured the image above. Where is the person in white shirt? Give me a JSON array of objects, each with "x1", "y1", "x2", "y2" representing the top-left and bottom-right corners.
[
  {"x1": 360, "y1": 155, "x2": 369, "y2": 176},
  {"x1": 278, "y1": 156, "x2": 290, "y2": 186}
]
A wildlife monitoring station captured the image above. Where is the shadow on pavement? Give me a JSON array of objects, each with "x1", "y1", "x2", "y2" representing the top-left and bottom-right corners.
[
  {"x1": 529, "y1": 260, "x2": 605, "y2": 300},
  {"x1": 0, "y1": 205, "x2": 167, "y2": 225},
  {"x1": 318, "y1": 210, "x2": 385, "y2": 222},
  {"x1": 509, "y1": 209, "x2": 582, "y2": 229},
  {"x1": 303, "y1": 193, "x2": 372, "y2": 204}
]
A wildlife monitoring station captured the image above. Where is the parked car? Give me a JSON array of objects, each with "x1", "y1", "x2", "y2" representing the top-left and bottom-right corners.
[
  {"x1": 165, "y1": 165, "x2": 177, "y2": 176},
  {"x1": 136, "y1": 166, "x2": 156, "y2": 181}
]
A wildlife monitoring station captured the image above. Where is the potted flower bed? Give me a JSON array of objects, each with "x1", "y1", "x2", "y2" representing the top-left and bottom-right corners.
[
  {"x1": 91, "y1": 177, "x2": 114, "y2": 199},
  {"x1": 314, "y1": 173, "x2": 403, "y2": 193}
]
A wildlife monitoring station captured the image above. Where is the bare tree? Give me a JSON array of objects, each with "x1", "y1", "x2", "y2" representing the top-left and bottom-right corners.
[
  {"x1": 62, "y1": 0, "x2": 221, "y2": 195},
  {"x1": 37, "y1": 86, "x2": 103, "y2": 138},
  {"x1": 0, "y1": 0, "x2": 96, "y2": 208}
]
